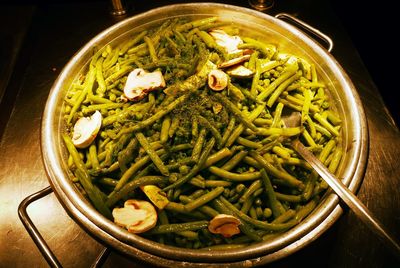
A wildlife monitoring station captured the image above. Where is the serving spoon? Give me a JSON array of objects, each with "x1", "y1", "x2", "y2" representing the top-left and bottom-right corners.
[{"x1": 282, "y1": 112, "x2": 400, "y2": 259}]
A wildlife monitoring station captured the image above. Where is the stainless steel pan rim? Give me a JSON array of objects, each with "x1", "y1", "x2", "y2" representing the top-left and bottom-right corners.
[{"x1": 41, "y1": 2, "x2": 368, "y2": 265}]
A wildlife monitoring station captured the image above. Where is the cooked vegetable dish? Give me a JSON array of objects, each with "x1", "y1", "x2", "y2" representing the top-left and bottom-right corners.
[{"x1": 62, "y1": 16, "x2": 343, "y2": 249}]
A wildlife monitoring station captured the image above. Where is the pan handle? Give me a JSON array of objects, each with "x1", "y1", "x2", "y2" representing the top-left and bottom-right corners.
[
  {"x1": 275, "y1": 13, "x2": 334, "y2": 52},
  {"x1": 18, "y1": 186, "x2": 111, "y2": 268}
]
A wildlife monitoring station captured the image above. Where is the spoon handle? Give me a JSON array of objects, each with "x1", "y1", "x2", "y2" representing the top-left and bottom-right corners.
[{"x1": 292, "y1": 139, "x2": 400, "y2": 259}]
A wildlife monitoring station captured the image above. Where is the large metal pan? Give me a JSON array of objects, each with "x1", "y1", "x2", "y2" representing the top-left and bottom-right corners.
[{"x1": 41, "y1": 3, "x2": 368, "y2": 267}]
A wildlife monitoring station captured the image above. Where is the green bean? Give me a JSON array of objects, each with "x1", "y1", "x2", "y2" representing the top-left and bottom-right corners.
[
  {"x1": 314, "y1": 113, "x2": 340, "y2": 137},
  {"x1": 239, "y1": 180, "x2": 262, "y2": 203},
  {"x1": 209, "y1": 166, "x2": 261, "y2": 181},
  {"x1": 106, "y1": 176, "x2": 167, "y2": 207},
  {"x1": 191, "y1": 128, "x2": 206, "y2": 162},
  {"x1": 62, "y1": 134, "x2": 112, "y2": 218},
  {"x1": 251, "y1": 59, "x2": 261, "y2": 95},
  {"x1": 236, "y1": 137, "x2": 262, "y2": 149},
  {"x1": 144, "y1": 36, "x2": 158, "y2": 63},
  {"x1": 176, "y1": 17, "x2": 218, "y2": 32},
  {"x1": 175, "y1": 230, "x2": 199, "y2": 240},
  {"x1": 260, "y1": 60, "x2": 285, "y2": 73},
  {"x1": 146, "y1": 221, "x2": 209, "y2": 235},
  {"x1": 271, "y1": 209, "x2": 296, "y2": 224},
  {"x1": 221, "y1": 151, "x2": 248, "y2": 171},
  {"x1": 197, "y1": 115, "x2": 222, "y2": 146},
  {"x1": 282, "y1": 94, "x2": 320, "y2": 113},
  {"x1": 95, "y1": 57, "x2": 107, "y2": 96},
  {"x1": 214, "y1": 94, "x2": 258, "y2": 132},
  {"x1": 117, "y1": 137, "x2": 138, "y2": 172},
  {"x1": 97, "y1": 177, "x2": 118, "y2": 187},
  {"x1": 301, "y1": 89, "x2": 312, "y2": 124},
  {"x1": 103, "y1": 47, "x2": 120, "y2": 70},
  {"x1": 160, "y1": 116, "x2": 171, "y2": 143},
  {"x1": 119, "y1": 30, "x2": 148, "y2": 55},
  {"x1": 184, "y1": 186, "x2": 224, "y2": 212},
  {"x1": 318, "y1": 139, "x2": 336, "y2": 163},
  {"x1": 205, "y1": 180, "x2": 232, "y2": 188},
  {"x1": 256, "y1": 69, "x2": 297, "y2": 102},
  {"x1": 310, "y1": 63, "x2": 318, "y2": 83},
  {"x1": 114, "y1": 148, "x2": 164, "y2": 192},
  {"x1": 225, "y1": 103, "x2": 266, "y2": 147},
  {"x1": 82, "y1": 103, "x2": 125, "y2": 115},
  {"x1": 275, "y1": 192, "x2": 302, "y2": 203},
  {"x1": 163, "y1": 137, "x2": 215, "y2": 191},
  {"x1": 240, "y1": 195, "x2": 255, "y2": 214},
  {"x1": 116, "y1": 93, "x2": 189, "y2": 138},
  {"x1": 267, "y1": 71, "x2": 302, "y2": 107},
  {"x1": 135, "y1": 132, "x2": 169, "y2": 176},
  {"x1": 219, "y1": 196, "x2": 297, "y2": 231},
  {"x1": 227, "y1": 82, "x2": 245, "y2": 101},
  {"x1": 88, "y1": 144, "x2": 100, "y2": 171},
  {"x1": 220, "y1": 117, "x2": 235, "y2": 148},
  {"x1": 67, "y1": 68, "x2": 95, "y2": 124},
  {"x1": 168, "y1": 116, "x2": 180, "y2": 138},
  {"x1": 192, "y1": 117, "x2": 199, "y2": 139},
  {"x1": 260, "y1": 169, "x2": 284, "y2": 218},
  {"x1": 249, "y1": 151, "x2": 304, "y2": 189},
  {"x1": 239, "y1": 37, "x2": 276, "y2": 58},
  {"x1": 328, "y1": 148, "x2": 342, "y2": 174},
  {"x1": 105, "y1": 65, "x2": 133, "y2": 85},
  {"x1": 272, "y1": 146, "x2": 291, "y2": 159},
  {"x1": 164, "y1": 202, "x2": 208, "y2": 220},
  {"x1": 203, "y1": 148, "x2": 232, "y2": 168},
  {"x1": 189, "y1": 176, "x2": 206, "y2": 188},
  {"x1": 179, "y1": 195, "x2": 219, "y2": 218},
  {"x1": 294, "y1": 198, "x2": 319, "y2": 222}
]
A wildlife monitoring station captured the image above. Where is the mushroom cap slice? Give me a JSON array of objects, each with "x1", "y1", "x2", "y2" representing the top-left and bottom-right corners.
[
  {"x1": 208, "y1": 69, "x2": 228, "y2": 91},
  {"x1": 226, "y1": 65, "x2": 254, "y2": 78},
  {"x1": 218, "y1": 54, "x2": 251, "y2": 69},
  {"x1": 112, "y1": 199, "x2": 157, "y2": 234},
  {"x1": 123, "y1": 68, "x2": 166, "y2": 101},
  {"x1": 72, "y1": 110, "x2": 102, "y2": 149},
  {"x1": 209, "y1": 29, "x2": 243, "y2": 55},
  {"x1": 208, "y1": 214, "x2": 241, "y2": 238}
]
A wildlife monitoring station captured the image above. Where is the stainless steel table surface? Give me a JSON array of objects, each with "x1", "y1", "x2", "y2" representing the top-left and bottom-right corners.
[{"x1": 0, "y1": 0, "x2": 399, "y2": 267}]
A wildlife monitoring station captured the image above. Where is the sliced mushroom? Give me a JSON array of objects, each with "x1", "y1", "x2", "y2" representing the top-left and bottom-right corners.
[
  {"x1": 208, "y1": 70, "x2": 228, "y2": 91},
  {"x1": 218, "y1": 54, "x2": 251, "y2": 69},
  {"x1": 72, "y1": 110, "x2": 102, "y2": 149},
  {"x1": 140, "y1": 185, "x2": 169, "y2": 210},
  {"x1": 226, "y1": 65, "x2": 254, "y2": 78},
  {"x1": 209, "y1": 29, "x2": 243, "y2": 55},
  {"x1": 123, "y1": 68, "x2": 166, "y2": 101},
  {"x1": 112, "y1": 199, "x2": 157, "y2": 234},
  {"x1": 208, "y1": 214, "x2": 241, "y2": 238}
]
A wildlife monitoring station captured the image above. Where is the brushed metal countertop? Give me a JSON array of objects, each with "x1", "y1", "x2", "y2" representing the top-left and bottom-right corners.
[{"x1": 0, "y1": 0, "x2": 399, "y2": 267}]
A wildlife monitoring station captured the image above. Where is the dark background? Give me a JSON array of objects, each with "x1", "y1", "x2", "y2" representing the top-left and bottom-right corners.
[{"x1": 330, "y1": 0, "x2": 399, "y2": 126}]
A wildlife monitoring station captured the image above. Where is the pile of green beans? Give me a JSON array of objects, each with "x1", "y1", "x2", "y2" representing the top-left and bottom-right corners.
[{"x1": 62, "y1": 16, "x2": 343, "y2": 249}]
